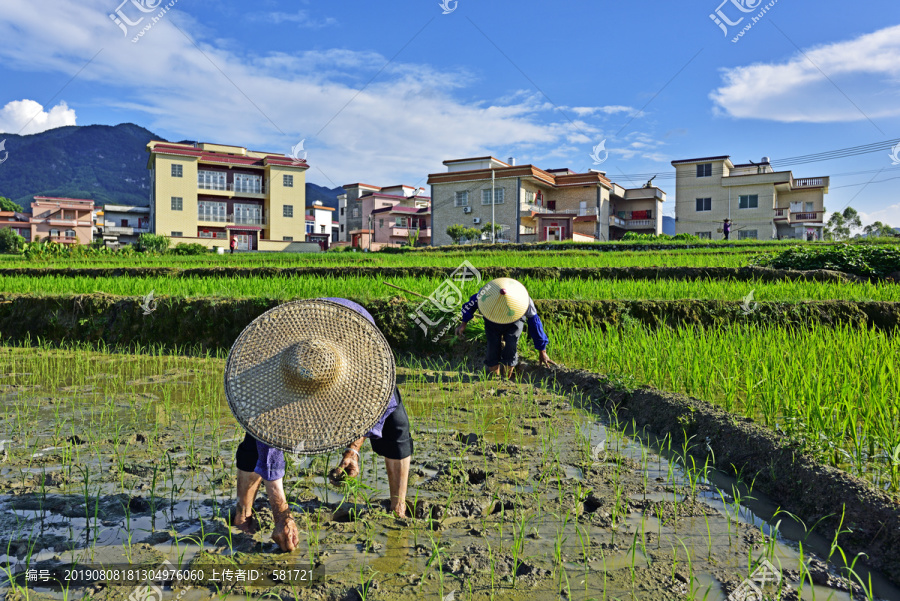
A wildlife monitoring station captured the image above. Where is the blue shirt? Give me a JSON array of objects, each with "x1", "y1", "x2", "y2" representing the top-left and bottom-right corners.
[
  {"x1": 251, "y1": 297, "x2": 398, "y2": 481},
  {"x1": 460, "y1": 291, "x2": 549, "y2": 351}
]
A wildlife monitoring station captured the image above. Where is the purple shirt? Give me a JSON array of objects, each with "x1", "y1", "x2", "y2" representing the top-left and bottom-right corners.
[{"x1": 251, "y1": 297, "x2": 399, "y2": 481}]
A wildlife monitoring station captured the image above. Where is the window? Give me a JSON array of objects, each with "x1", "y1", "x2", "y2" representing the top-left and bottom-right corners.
[
  {"x1": 696, "y1": 163, "x2": 712, "y2": 177},
  {"x1": 306, "y1": 223, "x2": 313, "y2": 234},
  {"x1": 695, "y1": 198, "x2": 712, "y2": 212},
  {"x1": 805, "y1": 202, "x2": 814, "y2": 212},
  {"x1": 738, "y1": 230, "x2": 758, "y2": 240},
  {"x1": 738, "y1": 194, "x2": 759, "y2": 209},
  {"x1": 171, "y1": 164, "x2": 183, "y2": 178},
  {"x1": 320, "y1": 225, "x2": 326, "y2": 233},
  {"x1": 340, "y1": 224, "x2": 344, "y2": 232},
  {"x1": 198, "y1": 200, "x2": 226, "y2": 221},
  {"x1": 171, "y1": 197, "x2": 183, "y2": 211},
  {"x1": 171, "y1": 231, "x2": 183, "y2": 237},
  {"x1": 396, "y1": 217, "x2": 409, "y2": 227},
  {"x1": 697, "y1": 232, "x2": 712, "y2": 239},
  {"x1": 197, "y1": 170, "x2": 226, "y2": 191},
  {"x1": 352, "y1": 208, "x2": 360, "y2": 218},
  {"x1": 49, "y1": 229, "x2": 60, "y2": 237},
  {"x1": 340, "y1": 207, "x2": 345, "y2": 216},
  {"x1": 283, "y1": 205, "x2": 293, "y2": 218},
  {"x1": 120, "y1": 219, "x2": 129, "y2": 227},
  {"x1": 378, "y1": 219, "x2": 384, "y2": 228},
  {"x1": 481, "y1": 188, "x2": 504, "y2": 205},
  {"x1": 283, "y1": 236, "x2": 293, "y2": 242},
  {"x1": 455, "y1": 191, "x2": 469, "y2": 207},
  {"x1": 198, "y1": 230, "x2": 226, "y2": 239},
  {"x1": 234, "y1": 203, "x2": 263, "y2": 225},
  {"x1": 283, "y1": 174, "x2": 294, "y2": 188},
  {"x1": 233, "y1": 173, "x2": 263, "y2": 194}
]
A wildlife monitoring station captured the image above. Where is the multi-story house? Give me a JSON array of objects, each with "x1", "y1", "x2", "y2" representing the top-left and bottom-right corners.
[
  {"x1": 671, "y1": 156, "x2": 829, "y2": 241},
  {"x1": 428, "y1": 157, "x2": 666, "y2": 246},
  {"x1": 146, "y1": 141, "x2": 317, "y2": 251},
  {"x1": 341, "y1": 184, "x2": 431, "y2": 249},
  {"x1": 0, "y1": 210, "x2": 32, "y2": 242},
  {"x1": 304, "y1": 201, "x2": 336, "y2": 250},
  {"x1": 30, "y1": 197, "x2": 94, "y2": 244},
  {"x1": 97, "y1": 204, "x2": 151, "y2": 246}
]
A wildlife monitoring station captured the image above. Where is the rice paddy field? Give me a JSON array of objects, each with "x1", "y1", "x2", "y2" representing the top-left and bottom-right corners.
[{"x1": 0, "y1": 241, "x2": 898, "y2": 600}]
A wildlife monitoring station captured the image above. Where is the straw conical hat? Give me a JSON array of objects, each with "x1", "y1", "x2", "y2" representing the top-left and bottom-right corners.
[
  {"x1": 477, "y1": 278, "x2": 530, "y2": 324},
  {"x1": 224, "y1": 299, "x2": 396, "y2": 454}
]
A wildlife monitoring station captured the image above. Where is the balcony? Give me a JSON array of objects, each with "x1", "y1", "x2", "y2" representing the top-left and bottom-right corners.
[
  {"x1": 391, "y1": 227, "x2": 432, "y2": 238},
  {"x1": 105, "y1": 226, "x2": 150, "y2": 236},
  {"x1": 520, "y1": 202, "x2": 549, "y2": 214},
  {"x1": 609, "y1": 216, "x2": 654, "y2": 229},
  {"x1": 793, "y1": 177, "x2": 829, "y2": 189},
  {"x1": 198, "y1": 182, "x2": 266, "y2": 197},
  {"x1": 45, "y1": 236, "x2": 79, "y2": 244},
  {"x1": 197, "y1": 213, "x2": 268, "y2": 226},
  {"x1": 790, "y1": 212, "x2": 822, "y2": 223}
]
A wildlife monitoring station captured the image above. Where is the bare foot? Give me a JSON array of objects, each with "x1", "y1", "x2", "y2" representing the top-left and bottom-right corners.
[
  {"x1": 272, "y1": 516, "x2": 299, "y2": 552},
  {"x1": 390, "y1": 502, "x2": 407, "y2": 518},
  {"x1": 233, "y1": 509, "x2": 257, "y2": 534}
]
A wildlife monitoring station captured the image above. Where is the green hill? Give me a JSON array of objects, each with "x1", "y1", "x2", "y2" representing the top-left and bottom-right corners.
[{"x1": 0, "y1": 123, "x2": 342, "y2": 209}]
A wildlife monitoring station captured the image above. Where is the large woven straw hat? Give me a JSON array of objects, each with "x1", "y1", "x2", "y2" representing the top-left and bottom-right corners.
[
  {"x1": 224, "y1": 299, "x2": 396, "y2": 454},
  {"x1": 477, "y1": 278, "x2": 530, "y2": 324}
]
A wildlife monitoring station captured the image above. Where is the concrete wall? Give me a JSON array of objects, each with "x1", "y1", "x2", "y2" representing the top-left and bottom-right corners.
[
  {"x1": 266, "y1": 164, "x2": 307, "y2": 242},
  {"x1": 152, "y1": 154, "x2": 199, "y2": 238},
  {"x1": 431, "y1": 176, "x2": 519, "y2": 246}
]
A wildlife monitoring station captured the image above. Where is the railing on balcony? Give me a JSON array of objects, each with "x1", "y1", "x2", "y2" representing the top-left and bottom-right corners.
[
  {"x1": 197, "y1": 213, "x2": 267, "y2": 225},
  {"x1": 46, "y1": 236, "x2": 79, "y2": 244},
  {"x1": 792, "y1": 212, "x2": 821, "y2": 222},
  {"x1": 520, "y1": 202, "x2": 548, "y2": 214},
  {"x1": 197, "y1": 181, "x2": 266, "y2": 194},
  {"x1": 627, "y1": 219, "x2": 654, "y2": 229},
  {"x1": 577, "y1": 207, "x2": 600, "y2": 216},
  {"x1": 230, "y1": 182, "x2": 265, "y2": 195},
  {"x1": 520, "y1": 226, "x2": 536, "y2": 235},
  {"x1": 105, "y1": 226, "x2": 150, "y2": 236},
  {"x1": 793, "y1": 177, "x2": 827, "y2": 188},
  {"x1": 391, "y1": 227, "x2": 432, "y2": 238},
  {"x1": 775, "y1": 208, "x2": 786, "y2": 218},
  {"x1": 609, "y1": 215, "x2": 626, "y2": 227}
]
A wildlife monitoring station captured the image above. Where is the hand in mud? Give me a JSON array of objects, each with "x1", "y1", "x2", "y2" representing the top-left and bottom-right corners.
[
  {"x1": 272, "y1": 516, "x2": 299, "y2": 552},
  {"x1": 329, "y1": 453, "x2": 360, "y2": 486},
  {"x1": 538, "y1": 350, "x2": 557, "y2": 367},
  {"x1": 454, "y1": 322, "x2": 467, "y2": 338}
]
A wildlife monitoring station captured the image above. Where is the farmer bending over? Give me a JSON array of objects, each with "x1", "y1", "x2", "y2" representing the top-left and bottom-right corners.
[
  {"x1": 226, "y1": 298, "x2": 413, "y2": 552},
  {"x1": 455, "y1": 278, "x2": 555, "y2": 379}
]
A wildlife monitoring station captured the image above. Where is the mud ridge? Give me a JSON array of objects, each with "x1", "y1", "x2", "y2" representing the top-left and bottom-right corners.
[
  {"x1": 525, "y1": 364, "x2": 900, "y2": 584},
  {"x1": 0, "y1": 295, "x2": 898, "y2": 355}
]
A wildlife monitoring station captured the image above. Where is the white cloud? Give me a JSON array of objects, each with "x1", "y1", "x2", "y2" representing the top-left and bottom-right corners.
[
  {"x1": 569, "y1": 105, "x2": 635, "y2": 117},
  {"x1": 0, "y1": 99, "x2": 77, "y2": 135},
  {"x1": 0, "y1": 0, "x2": 654, "y2": 186},
  {"x1": 711, "y1": 24, "x2": 900, "y2": 122},
  {"x1": 251, "y1": 11, "x2": 337, "y2": 28}
]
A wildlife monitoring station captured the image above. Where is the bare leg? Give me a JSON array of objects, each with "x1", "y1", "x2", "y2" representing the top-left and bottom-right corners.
[
  {"x1": 384, "y1": 456, "x2": 411, "y2": 517},
  {"x1": 234, "y1": 469, "x2": 262, "y2": 533},
  {"x1": 487, "y1": 365, "x2": 501, "y2": 379},
  {"x1": 502, "y1": 364, "x2": 516, "y2": 380},
  {"x1": 265, "y1": 478, "x2": 299, "y2": 552}
]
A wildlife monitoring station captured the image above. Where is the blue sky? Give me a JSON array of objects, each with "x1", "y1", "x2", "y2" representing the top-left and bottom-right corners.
[{"x1": 0, "y1": 0, "x2": 898, "y2": 223}]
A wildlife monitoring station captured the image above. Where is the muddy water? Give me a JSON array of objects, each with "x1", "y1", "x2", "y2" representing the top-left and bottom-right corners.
[{"x1": 0, "y1": 347, "x2": 898, "y2": 600}]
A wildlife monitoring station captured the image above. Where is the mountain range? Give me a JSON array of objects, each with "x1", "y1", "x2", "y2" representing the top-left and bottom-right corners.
[{"x1": 0, "y1": 123, "x2": 343, "y2": 209}]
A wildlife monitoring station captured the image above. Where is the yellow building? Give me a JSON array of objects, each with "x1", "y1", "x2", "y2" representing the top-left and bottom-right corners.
[
  {"x1": 146, "y1": 141, "x2": 318, "y2": 251},
  {"x1": 672, "y1": 155, "x2": 829, "y2": 241}
]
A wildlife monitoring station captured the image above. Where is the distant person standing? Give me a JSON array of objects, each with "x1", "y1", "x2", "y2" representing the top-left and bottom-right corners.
[
  {"x1": 230, "y1": 235, "x2": 237, "y2": 254},
  {"x1": 723, "y1": 219, "x2": 732, "y2": 241}
]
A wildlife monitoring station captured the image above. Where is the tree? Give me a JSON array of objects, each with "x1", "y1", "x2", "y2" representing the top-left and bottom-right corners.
[
  {"x1": 405, "y1": 226, "x2": 420, "y2": 247},
  {"x1": 446, "y1": 224, "x2": 468, "y2": 245},
  {"x1": 0, "y1": 197, "x2": 24, "y2": 213},
  {"x1": 481, "y1": 222, "x2": 504, "y2": 242},
  {"x1": 0, "y1": 228, "x2": 25, "y2": 254},
  {"x1": 465, "y1": 227, "x2": 483, "y2": 244},
  {"x1": 863, "y1": 221, "x2": 895, "y2": 238},
  {"x1": 826, "y1": 207, "x2": 862, "y2": 241}
]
